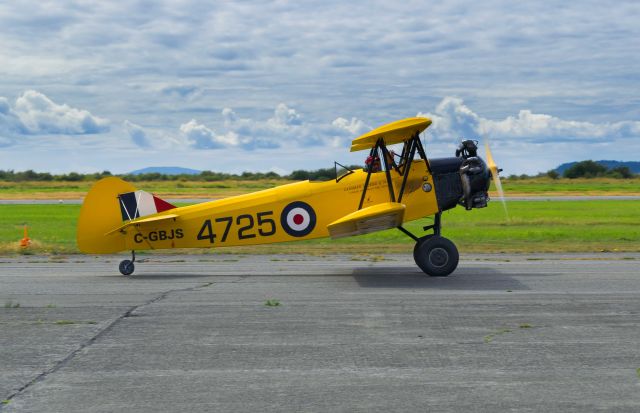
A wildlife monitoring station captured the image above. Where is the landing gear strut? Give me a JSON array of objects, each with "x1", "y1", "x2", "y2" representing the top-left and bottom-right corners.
[
  {"x1": 119, "y1": 250, "x2": 136, "y2": 276},
  {"x1": 399, "y1": 212, "x2": 459, "y2": 277}
]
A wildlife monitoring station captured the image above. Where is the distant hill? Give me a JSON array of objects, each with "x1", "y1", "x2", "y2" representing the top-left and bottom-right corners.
[
  {"x1": 555, "y1": 160, "x2": 640, "y2": 174},
  {"x1": 128, "y1": 166, "x2": 202, "y2": 175}
]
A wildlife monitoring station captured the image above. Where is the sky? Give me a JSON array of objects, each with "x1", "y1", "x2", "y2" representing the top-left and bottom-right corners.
[{"x1": 1, "y1": 0, "x2": 639, "y2": 175}]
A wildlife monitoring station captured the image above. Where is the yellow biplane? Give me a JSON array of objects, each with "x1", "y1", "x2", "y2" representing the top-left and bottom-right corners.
[{"x1": 77, "y1": 117, "x2": 501, "y2": 276}]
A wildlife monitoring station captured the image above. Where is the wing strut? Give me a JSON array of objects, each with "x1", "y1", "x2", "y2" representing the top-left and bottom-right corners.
[
  {"x1": 358, "y1": 132, "x2": 431, "y2": 209},
  {"x1": 379, "y1": 139, "x2": 396, "y2": 202},
  {"x1": 415, "y1": 134, "x2": 431, "y2": 173},
  {"x1": 357, "y1": 140, "x2": 379, "y2": 210},
  {"x1": 397, "y1": 132, "x2": 419, "y2": 203},
  {"x1": 397, "y1": 225, "x2": 419, "y2": 242},
  {"x1": 357, "y1": 137, "x2": 398, "y2": 209}
]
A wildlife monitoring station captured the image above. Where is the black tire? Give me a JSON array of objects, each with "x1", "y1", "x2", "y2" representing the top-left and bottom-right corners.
[
  {"x1": 413, "y1": 236, "x2": 459, "y2": 277},
  {"x1": 119, "y1": 259, "x2": 135, "y2": 276}
]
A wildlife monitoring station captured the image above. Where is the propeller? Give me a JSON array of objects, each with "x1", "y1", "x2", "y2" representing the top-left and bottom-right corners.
[{"x1": 484, "y1": 141, "x2": 509, "y2": 221}]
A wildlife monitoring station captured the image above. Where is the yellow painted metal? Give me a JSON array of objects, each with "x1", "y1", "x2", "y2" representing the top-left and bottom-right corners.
[
  {"x1": 350, "y1": 143, "x2": 376, "y2": 153},
  {"x1": 105, "y1": 214, "x2": 179, "y2": 236},
  {"x1": 77, "y1": 177, "x2": 136, "y2": 253},
  {"x1": 350, "y1": 117, "x2": 431, "y2": 152},
  {"x1": 327, "y1": 202, "x2": 405, "y2": 239},
  {"x1": 76, "y1": 159, "x2": 439, "y2": 254}
]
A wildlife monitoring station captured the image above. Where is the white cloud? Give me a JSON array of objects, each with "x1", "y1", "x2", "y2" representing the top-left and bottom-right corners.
[
  {"x1": 180, "y1": 119, "x2": 221, "y2": 149},
  {"x1": 332, "y1": 117, "x2": 369, "y2": 135},
  {"x1": 179, "y1": 119, "x2": 239, "y2": 149},
  {"x1": 221, "y1": 107, "x2": 238, "y2": 126},
  {"x1": 267, "y1": 103, "x2": 302, "y2": 127},
  {"x1": 421, "y1": 97, "x2": 640, "y2": 144},
  {"x1": 483, "y1": 110, "x2": 640, "y2": 142},
  {"x1": 15, "y1": 90, "x2": 109, "y2": 134},
  {"x1": 0, "y1": 90, "x2": 109, "y2": 136},
  {"x1": 1, "y1": 0, "x2": 639, "y2": 174},
  {"x1": 420, "y1": 97, "x2": 480, "y2": 141},
  {"x1": 123, "y1": 120, "x2": 151, "y2": 148},
  {"x1": 0, "y1": 97, "x2": 10, "y2": 114},
  {"x1": 215, "y1": 104, "x2": 368, "y2": 150},
  {"x1": 0, "y1": 97, "x2": 25, "y2": 138},
  {"x1": 1, "y1": 1, "x2": 639, "y2": 130}
]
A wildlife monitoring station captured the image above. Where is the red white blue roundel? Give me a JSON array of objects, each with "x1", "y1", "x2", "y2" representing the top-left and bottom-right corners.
[{"x1": 281, "y1": 201, "x2": 316, "y2": 237}]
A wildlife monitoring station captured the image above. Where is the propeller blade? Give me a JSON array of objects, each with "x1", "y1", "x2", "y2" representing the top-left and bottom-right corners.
[{"x1": 485, "y1": 141, "x2": 509, "y2": 221}]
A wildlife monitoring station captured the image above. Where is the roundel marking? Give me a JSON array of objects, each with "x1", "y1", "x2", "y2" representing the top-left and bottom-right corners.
[{"x1": 281, "y1": 201, "x2": 316, "y2": 237}]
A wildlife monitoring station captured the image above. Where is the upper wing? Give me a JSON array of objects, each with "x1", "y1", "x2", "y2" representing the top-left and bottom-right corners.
[
  {"x1": 327, "y1": 202, "x2": 405, "y2": 239},
  {"x1": 350, "y1": 117, "x2": 431, "y2": 152}
]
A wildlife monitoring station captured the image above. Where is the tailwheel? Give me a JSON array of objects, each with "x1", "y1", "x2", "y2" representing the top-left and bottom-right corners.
[
  {"x1": 118, "y1": 250, "x2": 136, "y2": 276},
  {"x1": 119, "y1": 260, "x2": 135, "y2": 276},
  {"x1": 413, "y1": 235, "x2": 459, "y2": 277}
]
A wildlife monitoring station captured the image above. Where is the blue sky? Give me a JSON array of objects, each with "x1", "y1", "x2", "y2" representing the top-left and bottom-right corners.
[{"x1": 1, "y1": 0, "x2": 639, "y2": 175}]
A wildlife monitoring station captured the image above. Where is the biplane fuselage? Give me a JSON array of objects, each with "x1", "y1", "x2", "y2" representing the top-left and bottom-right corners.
[
  {"x1": 77, "y1": 160, "x2": 439, "y2": 254},
  {"x1": 78, "y1": 117, "x2": 497, "y2": 276}
]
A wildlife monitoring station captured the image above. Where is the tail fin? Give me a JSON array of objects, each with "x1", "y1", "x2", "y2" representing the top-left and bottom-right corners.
[
  {"x1": 117, "y1": 189, "x2": 176, "y2": 221},
  {"x1": 77, "y1": 177, "x2": 176, "y2": 253}
]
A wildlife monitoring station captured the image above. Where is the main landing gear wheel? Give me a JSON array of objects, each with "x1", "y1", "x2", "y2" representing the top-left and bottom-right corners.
[
  {"x1": 413, "y1": 235, "x2": 459, "y2": 277},
  {"x1": 119, "y1": 259, "x2": 135, "y2": 276}
]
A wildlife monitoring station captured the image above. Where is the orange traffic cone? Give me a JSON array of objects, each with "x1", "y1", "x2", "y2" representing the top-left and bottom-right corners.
[{"x1": 19, "y1": 225, "x2": 31, "y2": 248}]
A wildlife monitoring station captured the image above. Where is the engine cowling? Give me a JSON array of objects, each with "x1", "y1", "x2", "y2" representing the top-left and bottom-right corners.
[
  {"x1": 456, "y1": 140, "x2": 490, "y2": 210},
  {"x1": 429, "y1": 140, "x2": 492, "y2": 212}
]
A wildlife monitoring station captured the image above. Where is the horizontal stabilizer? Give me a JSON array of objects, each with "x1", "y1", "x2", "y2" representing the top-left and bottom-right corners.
[
  {"x1": 328, "y1": 202, "x2": 405, "y2": 239},
  {"x1": 105, "y1": 214, "x2": 179, "y2": 236}
]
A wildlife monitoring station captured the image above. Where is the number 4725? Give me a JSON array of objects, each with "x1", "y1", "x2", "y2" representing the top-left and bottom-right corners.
[{"x1": 197, "y1": 211, "x2": 276, "y2": 243}]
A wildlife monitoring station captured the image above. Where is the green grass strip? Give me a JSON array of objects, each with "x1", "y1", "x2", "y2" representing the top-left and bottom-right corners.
[{"x1": 0, "y1": 201, "x2": 639, "y2": 254}]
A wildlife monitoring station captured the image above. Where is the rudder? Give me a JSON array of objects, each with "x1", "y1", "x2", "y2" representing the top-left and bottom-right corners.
[{"x1": 77, "y1": 177, "x2": 137, "y2": 254}]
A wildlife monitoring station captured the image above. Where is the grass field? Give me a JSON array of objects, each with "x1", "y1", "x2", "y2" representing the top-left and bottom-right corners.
[
  {"x1": 1, "y1": 201, "x2": 638, "y2": 255},
  {"x1": 499, "y1": 177, "x2": 640, "y2": 196},
  {"x1": 0, "y1": 176, "x2": 639, "y2": 199},
  {"x1": 0, "y1": 179, "x2": 293, "y2": 199}
]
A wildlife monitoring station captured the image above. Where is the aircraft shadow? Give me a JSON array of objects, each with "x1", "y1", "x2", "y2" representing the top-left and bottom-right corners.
[
  {"x1": 352, "y1": 266, "x2": 530, "y2": 290},
  {"x1": 113, "y1": 266, "x2": 530, "y2": 291}
]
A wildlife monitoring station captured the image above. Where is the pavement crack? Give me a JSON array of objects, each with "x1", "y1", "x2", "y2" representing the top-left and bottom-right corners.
[{"x1": 0, "y1": 281, "x2": 214, "y2": 409}]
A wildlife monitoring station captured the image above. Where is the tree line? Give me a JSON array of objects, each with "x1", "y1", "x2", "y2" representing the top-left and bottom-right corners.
[
  {"x1": 504, "y1": 161, "x2": 635, "y2": 180},
  {"x1": 544, "y1": 161, "x2": 635, "y2": 179},
  {"x1": 0, "y1": 160, "x2": 634, "y2": 182},
  {"x1": 0, "y1": 166, "x2": 361, "y2": 182}
]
